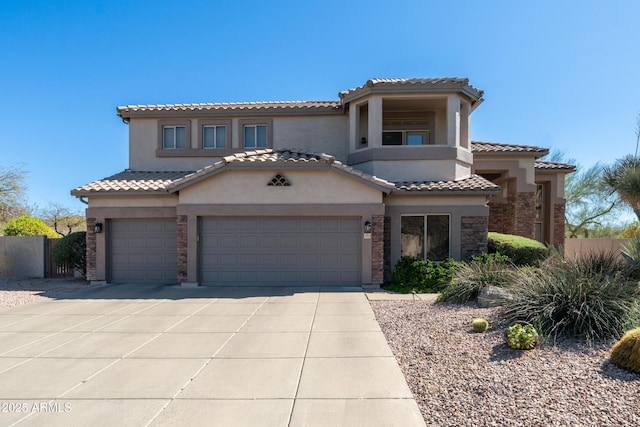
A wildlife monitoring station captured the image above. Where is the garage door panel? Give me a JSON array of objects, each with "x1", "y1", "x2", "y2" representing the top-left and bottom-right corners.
[
  {"x1": 200, "y1": 217, "x2": 360, "y2": 286},
  {"x1": 110, "y1": 219, "x2": 177, "y2": 284}
]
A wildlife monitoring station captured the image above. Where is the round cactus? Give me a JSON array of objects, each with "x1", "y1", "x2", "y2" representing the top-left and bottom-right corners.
[
  {"x1": 472, "y1": 318, "x2": 489, "y2": 333},
  {"x1": 610, "y1": 327, "x2": 640, "y2": 374}
]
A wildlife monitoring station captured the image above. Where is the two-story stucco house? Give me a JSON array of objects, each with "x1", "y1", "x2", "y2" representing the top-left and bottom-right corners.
[{"x1": 72, "y1": 78, "x2": 574, "y2": 287}]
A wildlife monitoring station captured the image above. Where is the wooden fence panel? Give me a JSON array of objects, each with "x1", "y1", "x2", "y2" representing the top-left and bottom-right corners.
[{"x1": 46, "y1": 238, "x2": 74, "y2": 278}]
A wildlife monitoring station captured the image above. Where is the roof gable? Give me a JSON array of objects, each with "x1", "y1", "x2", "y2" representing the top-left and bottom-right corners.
[{"x1": 167, "y1": 149, "x2": 395, "y2": 194}]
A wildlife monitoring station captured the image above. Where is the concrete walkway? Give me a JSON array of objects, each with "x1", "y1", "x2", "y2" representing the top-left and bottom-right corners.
[{"x1": 0, "y1": 284, "x2": 426, "y2": 427}]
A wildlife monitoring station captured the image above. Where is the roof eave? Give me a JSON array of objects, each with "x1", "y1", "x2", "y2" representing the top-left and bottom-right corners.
[
  {"x1": 71, "y1": 189, "x2": 172, "y2": 197},
  {"x1": 391, "y1": 188, "x2": 500, "y2": 195},
  {"x1": 116, "y1": 105, "x2": 343, "y2": 120}
]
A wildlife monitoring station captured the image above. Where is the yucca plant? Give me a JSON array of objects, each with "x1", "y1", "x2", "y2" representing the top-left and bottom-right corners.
[{"x1": 501, "y1": 252, "x2": 640, "y2": 342}]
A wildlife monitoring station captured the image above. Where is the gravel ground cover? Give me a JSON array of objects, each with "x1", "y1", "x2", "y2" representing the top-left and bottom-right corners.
[
  {"x1": 0, "y1": 277, "x2": 96, "y2": 310},
  {"x1": 370, "y1": 300, "x2": 640, "y2": 427}
]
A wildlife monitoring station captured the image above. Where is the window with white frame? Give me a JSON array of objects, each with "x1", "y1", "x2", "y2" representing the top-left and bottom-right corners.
[
  {"x1": 243, "y1": 124, "x2": 268, "y2": 148},
  {"x1": 163, "y1": 125, "x2": 187, "y2": 149},
  {"x1": 203, "y1": 125, "x2": 226, "y2": 149},
  {"x1": 401, "y1": 214, "x2": 450, "y2": 261}
]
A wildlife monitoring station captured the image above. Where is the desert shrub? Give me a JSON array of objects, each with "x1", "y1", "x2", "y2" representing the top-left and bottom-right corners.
[
  {"x1": 472, "y1": 318, "x2": 489, "y2": 333},
  {"x1": 438, "y1": 260, "x2": 515, "y2": 303},
  {"x1": 384, "y1": 257, "x2": 458, "y2": 293},
  {"x1": 488, "y1": 232, "x2": 548, "y2": 266},
  {"x1": 504, "y1": 323, "x2": 539, "y2": 349},
  {"x1": 52, "y1": 231, "x2": 86, "y2": 276},
  {"x1": 610, "y1": 327, "x2": 640, "y2": 374},
  {"x1": 3, "y1": 215, "x2": 58, "y2": 238},
  {"x1": 501, "y1": 252, "x2": 640, "y2": 342}
]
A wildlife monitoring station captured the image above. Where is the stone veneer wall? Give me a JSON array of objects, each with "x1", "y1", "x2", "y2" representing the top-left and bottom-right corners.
[
  {"x1": 86, "y1": 217, "x2": 97, "y2": 281},
  {"x1": 553, "y1": 202, "x2": 566, "y2": 248},
  {"x1": 371, "y1": 215, "x2": 385, "y2": 285},
  {"x1": 383, "y1": 216, "x2": 391, "y2": 283},
  {"x1": 460, "y1": 216, "x2": 489, "y2": 261},
  {"x1": 488, "y1": 192, "x2": 535, "y2": 240},
  {"x1": 177, "y1": 215, "x2": 188, "y2": 282}
]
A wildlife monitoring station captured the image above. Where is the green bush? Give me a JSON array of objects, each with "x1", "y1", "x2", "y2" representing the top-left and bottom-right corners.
[
  {"x1": 3, "y1": 216, "x2": 58, "y2": 238},
  {"x1": 438, "y1": 260, "x2": 515, "y2": 303},
  {"x1": 52, "y1": 231, "x2": 86, "y2": 276},
  {"x1": 610, "y1": 327, "x2": 640, "y2": 374},
  {"x1": 471, "y1": 251, "x2": 511, "y2": 265},
  {"x1": 488, "y1": 232, "x2": 548, "y2": 266},
  {"x1": 501, "y1": 251, "x2": 640, "y2": 342},
  {"x1": 383, "y1": 256, "x2": 458, "y2": 293}
]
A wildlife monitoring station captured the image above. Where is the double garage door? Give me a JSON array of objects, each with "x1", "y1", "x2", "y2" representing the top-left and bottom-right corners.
[
  {"x1": 200, "y1": 217, "x2": 361, "y2": 286},
  {"x1": 109, "y1": 217, "x2": 361, "y2": 286}
]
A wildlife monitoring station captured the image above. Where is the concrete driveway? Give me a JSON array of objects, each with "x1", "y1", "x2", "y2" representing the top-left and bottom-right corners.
[{"x1": 0, "y1": 284, "x2": 426, "y2": 427}]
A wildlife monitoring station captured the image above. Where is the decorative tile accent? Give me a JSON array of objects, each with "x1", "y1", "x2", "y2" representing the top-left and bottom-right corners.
[{"x1": 268, "y1": 174, "x2": 291, "y2": 186}]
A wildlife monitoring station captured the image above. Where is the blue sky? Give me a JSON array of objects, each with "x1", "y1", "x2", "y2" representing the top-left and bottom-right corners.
[{"x1": 2, "y1": 0, "x2": 640, "y2": 213}]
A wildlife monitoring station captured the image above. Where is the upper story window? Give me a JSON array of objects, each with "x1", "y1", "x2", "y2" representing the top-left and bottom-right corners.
[
  {"x1": 240, "y1": 119, "x2": 273, "y2": 149},
  {"x1": 163, "y1": 126, "x2": 186, "y2": 149},
  {"x1": 382, "y1": 111, "x2": 436, "y2": 146},
  {"x1": 197, "y1": 119, "x2": 231, "y2": 150},
  {"x1": 203, "y1": 126, "x2": 226, "y2": 148},
  {"x1": 244, "y1": 125, "x2": 267, "y2": 148},
  {"x1": 158, "y1": 120, "x2": 191, "y2": 150}
]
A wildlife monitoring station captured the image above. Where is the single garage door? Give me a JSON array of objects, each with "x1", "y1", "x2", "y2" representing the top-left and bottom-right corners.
[
  {"x1": 109, "y1": 218, "x2": 178, "y2": 284},
  {"x1": 200, "y1": 217, "x2": 361, "y2": 286}
]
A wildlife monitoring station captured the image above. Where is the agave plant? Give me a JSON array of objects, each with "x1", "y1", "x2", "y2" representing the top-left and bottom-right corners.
[{"x1": 621, "y1": 237, "x2": 640, "y2": 270}]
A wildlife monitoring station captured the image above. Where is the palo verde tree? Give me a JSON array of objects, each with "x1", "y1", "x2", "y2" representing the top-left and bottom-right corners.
[{"x1": 545, "y1": 151, "x2": 621, "y2": 237}]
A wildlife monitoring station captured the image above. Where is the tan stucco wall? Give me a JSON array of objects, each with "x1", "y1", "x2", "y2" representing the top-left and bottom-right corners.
[
  {"x1": 386, "y1": 194, "x2": 489, "y2": 207},
  {"x1": 128, "y1": 116, "x2": 349, "y2": 171},
  {"x1": 472, "y1": 157, "x2": 537, "y2": 190},
  {"x1": 178, "y1": 169, "x2": 383, "y2": 205},
  {"x1": 354, "y1": 159, "x2": 470, "y2": 182},
  {"x1": 272, "y1": 116, "x2": 349, "y2": 161},
  {"x1": 87, "y1": 195, "x2": 178, "y2": 208}
]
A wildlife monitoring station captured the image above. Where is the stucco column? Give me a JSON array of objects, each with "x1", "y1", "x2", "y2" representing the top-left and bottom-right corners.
[
  {"x1": 460, "y1": 101, "x2": 470, "y2": 149},
  {"x1": 349, "y1": 102, "x2": 358, "y2": 152},
  {"x1": 446, "y1": 95, "x2": 461, "y2": 147},
  {"x1": 368, "y1": 96, "x2": 383, "y2": 148}
]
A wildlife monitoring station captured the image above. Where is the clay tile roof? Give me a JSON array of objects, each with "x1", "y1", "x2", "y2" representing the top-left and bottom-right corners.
[
  {"x1": 394, "y1": 174, "x2": 501, "y2": 193},
  {"x1": 166, "y1": 149, "x2": 395, "y2": 193},
  {"x1": 221, "y1": 148, "x2": 335, "y2": 164},
  {"x1": 339, "y1": 78, "x2": 484, "y2": 100},
  {"x1": 471, "y1": 141, "x2": 548, "y2": 154},
  {"x1": 535, "y1": 160, "x2": 576, "y2": 171},
  {"x1": 71, "y1": 170, "x2": 192, "y2": 195},
  {"x1": 117, "y1": 101, "x2": 341, "y2": 116}
]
